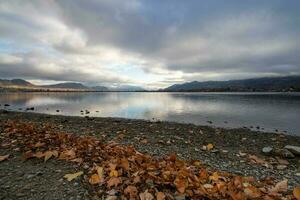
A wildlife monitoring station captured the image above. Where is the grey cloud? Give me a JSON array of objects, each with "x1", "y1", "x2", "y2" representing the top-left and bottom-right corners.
[{"x1": 0, "y1": 0, "x2": 300, "y2": 87}]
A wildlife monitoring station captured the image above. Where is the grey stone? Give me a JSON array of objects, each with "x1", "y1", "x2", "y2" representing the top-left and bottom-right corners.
[
  {"x1": 262, "y1": 146, "x2": 273, "y2": 155},
  {"x1": 284, "y1": 145, "x2": 300, "y2": 155}
]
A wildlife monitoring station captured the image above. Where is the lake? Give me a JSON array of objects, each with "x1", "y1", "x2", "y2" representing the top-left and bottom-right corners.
[{"x1": 0, "y1": 92, "x2": 300, "y2": 135}]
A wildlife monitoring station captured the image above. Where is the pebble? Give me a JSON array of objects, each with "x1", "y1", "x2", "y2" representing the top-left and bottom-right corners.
[
  {"x1": 262, "y1": 146, "x2": 273, "y2": 155},
  {"x1": 284, "y1": 145, "x2": 300, "y2": 155}
]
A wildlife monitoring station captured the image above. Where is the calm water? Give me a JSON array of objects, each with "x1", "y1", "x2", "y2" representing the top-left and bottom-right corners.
[{"x1": 1, "y1": 92, "x2": 300, "y2": 135}]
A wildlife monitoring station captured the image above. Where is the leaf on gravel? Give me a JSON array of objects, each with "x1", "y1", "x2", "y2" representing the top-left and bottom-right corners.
[
  {"x1": 34, "y1": 142, "x2": 45, "y2": 148},
  {"x1": 96, "y1": 166, "x2": 104, "y2": 180},
  {"x1": 121, "y1": 158, "x2": 129, "y2": 170},
  {"x1": 0, "y1": 154, "x2": 9, "y2": 162},
  {"x1": 293, "y1": 187, "x2": 300, "y2": 200},
  {"x1": 89, "y1": 174, "x2": 101, "y2": 185},
  {"x1": 44, "y1": 151, "x2": 53, "y2": 162},
  {"x1": 206, "y1": 143, "x2": 214, "y2": 150},
  {"x1": 244, "y1": 186, "x2": 262, "y2": 199},
  {"x1": 156, "y1": 192, "x2": 165, "y2": 200},
  {"x1": 107, "y1": 177, "x2": 121, "y2": 187},
  {"x1": 139, "y1": 190, "x2": 154, "y2": 200},
  {"x1": 270, "y1": 179, "x2": 288, "y2": 193},
  {"x1": 174, "y1": 178, "x2": 187, "y2": 193},
  {"x1": 34, "y1": 151, "x2": 45, "y2": 158},
  {"x1": 64, "y1": 171, "x2": 83, "y2": 181},
  {"x1": 124, "y1": 185, "x2": 138, "y2": 198},
  {"x1": 22, "y1": 151, "x2": 34, "y2": 161},
  {"x1": 59, "y1": 149, "x2": 76, "y2": 160}
]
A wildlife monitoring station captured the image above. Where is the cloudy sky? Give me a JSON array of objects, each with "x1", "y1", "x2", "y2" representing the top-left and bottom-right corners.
[{"x1": 0, "y1": 0, "x2": 299, "y2": 89}]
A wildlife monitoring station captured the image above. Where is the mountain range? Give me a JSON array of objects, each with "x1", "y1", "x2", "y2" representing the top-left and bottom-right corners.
[
  {"x1": 1, "y1": 76, "x2": 300, "y2": 92},
  {"x1": 164, "y1": 76, "x2": 300, "y2": 92},
  {"x1": 0, "y1": 79, "x2": 145, "y2": 92}
]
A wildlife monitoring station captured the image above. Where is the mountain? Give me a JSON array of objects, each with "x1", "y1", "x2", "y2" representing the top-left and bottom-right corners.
[
  {"x1": 0, "y1": 79, "x2": 33, "y2": 87},
  {"x1": 90, "y1": 86, "x2": 109, "y2": 91},
  {"x1": 0, "y1": 79, "x2": 108, "y2": 91},
  {"x1": 164, "y1": 76, "x2": 300, "y2": 92},
  {"x1": 43, "y1": 82, "x2": 90, "y2": 90}
]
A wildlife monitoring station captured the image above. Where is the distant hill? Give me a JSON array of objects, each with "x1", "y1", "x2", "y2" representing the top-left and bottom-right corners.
[
  {"x1": 43, "y1": 82, "x2": 90, "y2": 90},
  {"x1": 0, "y1": 79, "x2": 108, "y2": 92},
  {"x1": 112, "y1": 85, "x2": 145, "y2": 92},
  {"x1": 0, "y1": 79, "x2": 33, "y2": 87},
  {"x1": 164, "y1": 76, "x2": 300, "y2": 92}
]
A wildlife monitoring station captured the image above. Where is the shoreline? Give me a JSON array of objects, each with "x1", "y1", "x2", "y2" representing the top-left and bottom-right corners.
[{"x1": 1, "y1": 110, "x2": 300, "y2": 199}]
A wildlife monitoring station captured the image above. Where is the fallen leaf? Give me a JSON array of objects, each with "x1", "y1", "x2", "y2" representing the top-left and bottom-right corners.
[
  {"x1": 206, "y1": 143, "x2": 214, "y2": 150},
  {"x1": 107, "y1": 177, "x2": 121, "y2": 187},
  {"x1": 34, "y1": 151, "x2": 45, "y2": 158},
  {"x1": 89, "y1": 174, "x2": 101, "y2": 185},
  {"x1": 64, "y1": 171, "x2": 83, "y2": 181},
  {"x1": 244, "y1": 186, "x2": 262, "y2": 199},
  {"x1": 294, "y1": 187, "x2": 300, "y2": 200},
  {"x1": 139, "y1": 190, "x2": 154, "y2": 200},
  {"x1": 124, "y1": 185, "x2": 138, "y2": 198},
  {"x1": 0, "y1": 154, "x2": 9, "y2": 162},
  {"x1": 109, "y1": 169, "x2": 118, "y2": 177},
  {"x1": 96, "y1": 166, "x2": 104, "y2": 181},
  {"x1": 121, "y1": 158, "x2": 129, "y2": 170},
  {"x1": 174, "y1": 178, "x2": 187, "y2": 193},
  {"x1": 270, "y1": 179, "x2": 288, "y2": 193},
  {"x1": 34, "y1": 142, "x2": 45, "y2": 148},
  {"x1": 44, "y1": 151, "x2": 53, "y2": 162},
  {"x1": 156, "y1": 192, "x2": 165, "y2": 200}
]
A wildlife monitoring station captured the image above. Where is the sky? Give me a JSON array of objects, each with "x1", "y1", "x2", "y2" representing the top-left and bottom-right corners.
[{"x1": 0, "y1": 0, "x2": 300, "y2": 89}]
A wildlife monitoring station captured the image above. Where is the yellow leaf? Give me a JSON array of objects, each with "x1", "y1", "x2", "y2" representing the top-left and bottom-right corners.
[
  {"x1": 0, "y1": 154, "x2": 9, "y2": 162},
  {"x1": 44, "y1": 151, "x2": 53, "y2": 162},
  {"x1": 89, "y1": 174, "x2": 101, "y2": 185},
  {"x1": 207, "y1": 143, "x2": 214, "y2": 150},
  {"x1": 96, "y1": 166, "x2": 104, "y2": 180},
  {"x1": 294, "y1": 187, "x2": 300, "y2": 200},
  {"x1": 64, "y1": 171, "x2": 83, "y2": 181},
  {"x1": 109, "y1": 169, "x2": 118, "y2": 177}
]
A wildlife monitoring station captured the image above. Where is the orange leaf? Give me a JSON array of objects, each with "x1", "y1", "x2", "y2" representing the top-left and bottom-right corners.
[
  {"x1": 294, "y1": 187, "x2": 300, "y2": 200},
  {"x1": 207, "y1": 143, "x2": 214, "y2": 150},
  {"x1": 0, "y1": 154, "x2": 9, "y2": 162},
  {"x1": 174, "y1": 178, "x2": 187, "y2": 193},
  {"x1": 121, "y1": 158, "x2": 129, "y2": 171},
  {"x1": 89, "y1": 174, "x2": 101, "y2": 185},
  {"x1": 156, "y1": 192, "x2": 165, "y2": 200},
  {"x1": 124, "y1": 185, "x2": 138, "y2": 198},
  {"x1": 34, "y1": 152, "x2": 45, "y2": 158},
  {"x1": 107, "y1": 177, "x2": 121, "y2": 187}
]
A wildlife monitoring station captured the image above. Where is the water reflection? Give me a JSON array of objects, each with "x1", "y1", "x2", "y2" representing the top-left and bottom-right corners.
[{"x1": 0, "y1": 92, "x2": 299, "y2": 135}]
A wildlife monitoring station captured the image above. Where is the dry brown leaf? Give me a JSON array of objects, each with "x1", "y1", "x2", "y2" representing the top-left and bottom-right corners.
[
  {"x1": 0, "y1": 154, "x2": 9, "y2": 162},
  {"x1": 139, "y1": 190, "x2": 154, "y2": 200},
  {"x1": 63, "y1": 171, "x2": 83, "y2": 181},
  {"x1": 206, "y1": 143, "x2": 214, "y2": 150},
  {"x1": 107, "y1": 177, "x2": 121, "y2": 187},
  {"x1": 156, "y1": 192, "x2": 165, "y2": 200},
  {"x1": 96, "y1": 166, "x2": 104, "y2": 181},
  {"x1": 244, "y1": 186, "x2": 262, "y2": 199},
  {"x1": 270, "y1": 179, "x2": 288, "y2": 193},
  {"x1": 121, "y1": 158, "x2": 129, "y2": 170},
  {"x1": 34, "y1": 142, "x2": 45, "y2": 148},
  {"x1": 89, "y1": 174, "x2": 101, "y2": 185},
  {"x1": 174, "y1": 178, "x2": 187, "y2": 193},
  {"x1": 44, "y1": 151, "x2": 53, "y2": 162},
  {"x1": 124, "y1": 185, "x2": 138, "y2": 198},
  {"x1": 294, "y1": 187, "x2": 300, "y2": 200},
  {"x1": 34, "y1": 151, "x2": 45, "y2": 158}
]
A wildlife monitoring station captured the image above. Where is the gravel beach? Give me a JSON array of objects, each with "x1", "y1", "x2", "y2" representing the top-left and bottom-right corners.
[{"x1": 0, "y1": 110, "x2": 299, "y2": 199}]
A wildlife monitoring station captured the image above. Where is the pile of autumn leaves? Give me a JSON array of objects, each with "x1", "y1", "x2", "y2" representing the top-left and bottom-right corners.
[{"x1": 1, "y1": 120, "x2": 299, "y2": 200}]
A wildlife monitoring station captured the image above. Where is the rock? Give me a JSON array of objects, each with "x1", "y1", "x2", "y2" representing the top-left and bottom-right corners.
[
  {"x1": 274, "y1": 149, "x2": 295, "y2": 159},
  {"x1": 284, "y1": 145, "x2": 300, "y2": 155},
  {"x1": 262, "y1": 146, "x2": 273, "y2": 155},
  {"x1": 26, "y1": 107, "x2": 34, "y2": 111},
  {"x1": 4, "y1": 104, "x2": 10, "y2": 106},
  {"x1": 276, "y1": 165, "x2": 287, "y2": 170}
]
